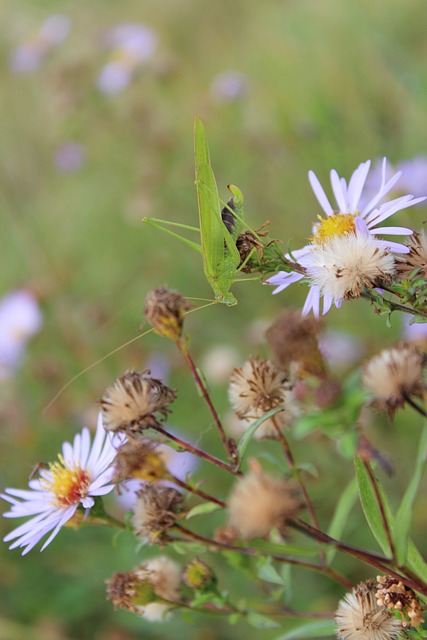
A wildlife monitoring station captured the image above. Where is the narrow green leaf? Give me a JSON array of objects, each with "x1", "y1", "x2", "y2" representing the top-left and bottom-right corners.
[
  {"x1": 354, "y1": 457, "x2": 392, "y2": 556},
  {"x1": 256, "y1": 558, "x2": 285, "y2": 584},
  {"x1": 394, "y1": 423, "x2": 427, "y2": 565},
  {"x1": 326, "y1": 477, "x2": 358, "y2": 564},
  {"x1": 272, "y1": 619, "x2": 336, "y2": 639},
  {"x1": 185, "y1": 502, "x2": 222, "y2": 519},
  {"x1": 237, "y1": 407, "x2": 284, "y2": 468},
  {"x1": 246, "y1": 612, "x2": 281, "y2": 629}
]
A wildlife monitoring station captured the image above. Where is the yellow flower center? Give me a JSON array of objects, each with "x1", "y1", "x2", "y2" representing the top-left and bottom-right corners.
[
  {"x1": 42, "y1": 455, "x2": 91, "y2": 507},
  {"x1": 312, "y1": 213, "x2": 356, "y2": 245}
]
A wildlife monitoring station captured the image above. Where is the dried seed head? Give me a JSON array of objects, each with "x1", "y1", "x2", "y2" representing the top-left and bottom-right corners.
[
  {"x1": 376, "y1": 575, "x2": 424, "y2": 628},
  {"x1": 113, "y1": 440, "x2": 168, "y2": 483},
  {"x1": 107, "y1": 556, "x2": 182, "y2": 622},
  {"x1": 266, "y1": 309, "x2": 327, "y2": 377},
  {"x1": 362, "y1": 344, "x2": 426, "y2": 417},
  {"x1": 396, "y1": 230, "x2": 427, "y2": 279},
  {"x1": 131, "y1": 484, "x2": 184, "y2": 543},
  {"x1": 335, "y1": 579, "x2": 403, "y2": 640},
  {"x1": 228, "y1": 356, "x2": 294, "y2": 439},
  {"x1": 227, "y1": 460, "x2": 301, "y2": 540},
  {"x1": 144, "y1": 286, "x2": 190, "y2": 341},
  {"x1": 101, "y1": 369, "x2": 177, "y2": 434}
]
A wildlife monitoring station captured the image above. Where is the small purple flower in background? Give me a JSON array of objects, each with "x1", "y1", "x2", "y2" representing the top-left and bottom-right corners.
[
  {"x1": 10, "y1": 14, "x2": 71, "y2": 74},
  {"x1": 54, "y1": 142, "x2": 85, "y2": 173},
  {"x1": 319, "y1": 330, "x2": 363, "y2": 369},
  {"x1": 0, "y1": 290, "x2": 42, "y2": 379},
  {"x1": 97, "y1": 23, "x2": 157, "y2": 95},
  {"x1": 396, "y1": 156, "x2": 427, "y2": 198},
  {"x1": 210, "y1": 71, "x2": 248, "y2": 103},
  {"x1": 1, "y1": 414, "x2": 124, "y2": 555},
  {"x1": 267, "y1": 159, "x2": 426, "y2": 317},
  {"x1": 401, "y1": 315, "x2": 427, "y2": 347}
]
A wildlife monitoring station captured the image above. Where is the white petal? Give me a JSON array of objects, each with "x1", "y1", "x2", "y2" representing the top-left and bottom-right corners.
[
  {"x1": 302, "y1": 286, "x2": 320, "y2": 318},
  {"x1": 348, "y1": 160, "x2": 370, "y2": 211},
  {"x1": 330, "y1": 169, "x2": 347, "y2": 213},
  {"x1": 309, "y1": 170, "x2": 334, "y2": 216}
]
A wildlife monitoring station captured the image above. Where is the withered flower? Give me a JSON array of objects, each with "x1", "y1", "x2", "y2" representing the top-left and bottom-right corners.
[
  {"x1": 376, "y1": 575, "x2": 424, "y2": 629},
  {"x1": 113, "y1": 439, "x2": 168, "y2": 483},
  {"x1": 101, "y1": 369, "x2": 176, "y2": 434},
  {"x1": 396, "y1": 230, "x2": 427, "y2": 279},
  {"x1": 144, "y1": 286, "x2": 190, "y2": 341}
]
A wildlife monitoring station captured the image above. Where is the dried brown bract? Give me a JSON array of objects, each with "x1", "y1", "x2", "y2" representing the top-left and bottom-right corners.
[
  {"x1": 396, "y1": 230, "x2": 427, "y2": 279},
  {"x1": 376, "y1": 575, "x2": 424, "y2": 628},
  {"x1": 101, "y1": 369, "x2": 176, "y2": 434}
]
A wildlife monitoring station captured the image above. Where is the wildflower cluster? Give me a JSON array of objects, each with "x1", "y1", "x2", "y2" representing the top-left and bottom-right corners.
[{"x1": 2, "y1": 135, "x2": 427, "y2": 638}]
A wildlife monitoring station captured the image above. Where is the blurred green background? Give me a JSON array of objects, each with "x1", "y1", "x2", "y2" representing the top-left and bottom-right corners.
[{"x1": 1, "y1": 0, "x2": 427, "y2": 638}]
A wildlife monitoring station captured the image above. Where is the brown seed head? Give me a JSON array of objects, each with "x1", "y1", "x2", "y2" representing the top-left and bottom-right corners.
[
  {"x1": 101, "y1": 369, "x2": 177, "y2": 434},
  {"x1": 131, "y1": 484, "x2": 184, "y2": 542},
  {"x1": 362, "y1": 344, "x2": 426, "y2": 417},
  {"x1": 144, "y1": 286, "x2": 190, "y2": 341},
  {"x1": 376, "y1": 575, "x2": 424, "y2": 628},
  {"x1": 227, "y1": 460, "x2": 302, "y2": 540}
]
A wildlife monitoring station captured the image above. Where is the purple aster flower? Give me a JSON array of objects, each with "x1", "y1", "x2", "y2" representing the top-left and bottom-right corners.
[
  {"x1": 1, "y1": 414, "x2": 124, "y2": 554},
  {"x1": 10, "y1": 15, "x2": 70, "y2": 74},
  {"x1": 210, "y1": 71, "x2": 248, "y2": 102},
  {"x1": 267, "y1": 159, "x2": 426, "y2": 316},
  {"x1": 54, "y1": 142, "x2": 85, "y2": 173},
  {"x1": 0, "y1": 290, "x2": 42, "y2": 379}
]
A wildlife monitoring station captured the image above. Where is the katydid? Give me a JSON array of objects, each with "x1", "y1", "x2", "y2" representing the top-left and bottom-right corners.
[{"x1": 144, "y1": 117, "x2": 245, "y2": 306}]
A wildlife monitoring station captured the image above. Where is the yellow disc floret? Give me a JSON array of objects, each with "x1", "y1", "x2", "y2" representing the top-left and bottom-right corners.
[
  {"x1": 42, "y1": 455, "x2": 91, "y2": 507},
  {"x1": 312, "y1": 213, "x2": 356, "y2": 245}
]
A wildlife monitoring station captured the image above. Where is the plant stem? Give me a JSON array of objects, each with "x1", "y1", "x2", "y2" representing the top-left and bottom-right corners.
[
  {"x1": 172, "y1": 524, "x2": 354, "y2": 590},
  {"x1": 271, "y1": 416, "x2": 326, "y2": 565},
  {"x1": 403, "y1": 393, "x2": 427, "y2": 418},
  {"x1": 290, "y1": 518, "x2": 427, "y2": 596},
  {"x1": 152, "y1": 424, "x2": 241, "y2": 475},
  {"x1": 177, "y1": 341, "x2": 237, "y2": 465},
  {"x1": 170, "y1": 474, "x2": 226, "y2": 508}
]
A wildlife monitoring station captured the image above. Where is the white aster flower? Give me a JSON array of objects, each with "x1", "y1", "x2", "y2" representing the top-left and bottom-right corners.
[
  {"x1": 1, "y1": 414, "x2": 124, "y2": 555},
  {"x1": 267, "y1": 159, "x2": 426, "y2": 316}
]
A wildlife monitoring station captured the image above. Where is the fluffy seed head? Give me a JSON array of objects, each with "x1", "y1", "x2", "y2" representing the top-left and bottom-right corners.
[
  {"x1": 229, "y1": 356, "x2": 293, "y2": 439},
  {"x1": 227, "y1": 460, "x2": 301, "y2": 540},
  {"x1": 396, "y1": 230, "x2": 427, "y2": 279},
  {"x1": 362, "y1": 344, "x2": 426, "y2": 416},
  {"x1": 101, "y1": 369, "x2": 177, "y2": 434},
  {"x1": 336, "y1": 580, "x2": 403, "y2": 640},
  {"x1": 307, "y1": 233, "x2": 396, "y2": 303},
  {"x1": 144, "y1": 286, "x2": 190, "y2": 341},
  {"x1": 131, "y1": 484, "x2": 184, "y2": 542}
]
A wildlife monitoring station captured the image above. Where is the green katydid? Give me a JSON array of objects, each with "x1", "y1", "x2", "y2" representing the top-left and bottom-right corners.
[{"x1": 144, "y1": 117, "x2": 246, "y2": 306}]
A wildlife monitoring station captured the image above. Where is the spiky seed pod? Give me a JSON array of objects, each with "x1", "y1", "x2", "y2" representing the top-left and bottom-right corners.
[
  {"x1": 396, "y1": 230, "x2": 427, "y2": 279},
  {"x1": 144, "y1": 286, "x2": 190, "y2": 341},
  {"x1": 101, "y1": 369, "x2": 176, "y2": 434}
]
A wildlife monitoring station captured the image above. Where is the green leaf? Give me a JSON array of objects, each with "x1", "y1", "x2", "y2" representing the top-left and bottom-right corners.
[
  {"x1": 272, "y1": 619, "x2": 336, "y2": 639},
  {"x1": 256, "y1": 558, "x2": 285, "y2": 584},
  {"x1": 326, "y1": 477, "x2": 358, "y2": 564},
  {"x1": 246, "y1": 612, "x2": 281, "y2": 629},
  {"x1": 354, "y1": 456, "x2": 392, "y2": 556},
  {"x1": 237, "y1": 407, "x2": 284, "y2": 467},
  {"x1": 185, "y1": 502, "x2": 223, "y2": 519},
  {"x1": 394, "y1": 423, "x2": 427, "y2": 565},
  {"x1": 170, "y1": 541, "x2": 207, "y2": 555}
]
